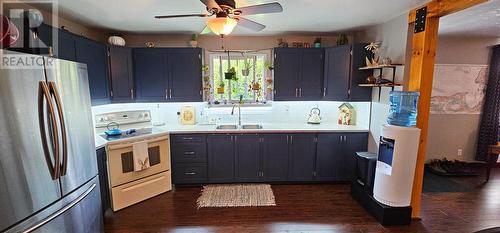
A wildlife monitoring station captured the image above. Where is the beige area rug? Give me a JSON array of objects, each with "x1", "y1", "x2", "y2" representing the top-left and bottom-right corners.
[{"x1": 197, "y1": 184, "x2": 276, "y2": 208}]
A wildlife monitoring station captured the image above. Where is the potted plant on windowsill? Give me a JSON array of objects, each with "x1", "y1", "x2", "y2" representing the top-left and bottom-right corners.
[
  {"x1": 224, "y1": 67, "x2": 237, "y2": 80},
  {"x1": 242, "y1": 59, "x2": 252, "y2": 76},
  {"x1": 217, "y1": 82, "x2": 225, "y2": 94}
]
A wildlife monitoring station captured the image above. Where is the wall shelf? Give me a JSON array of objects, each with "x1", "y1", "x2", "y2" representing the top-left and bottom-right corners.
[
  {"x1": 358, "y1": 64, "x2": 404, "y2": 70},
  {"x1": 357, "y1": 64, "x2": 404, "y2": 101}
]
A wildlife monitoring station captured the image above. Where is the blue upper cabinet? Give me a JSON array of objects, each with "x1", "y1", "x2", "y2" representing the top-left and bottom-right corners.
[
  {"x1": 133, "y1": 48, "x2": 202, "y2": 102},
  {"x1": 133, "y1": 48, "x2": 169, "y2": 102},
  {"x1": 323, "y1": 44, "x2": 372, "y2": 101},
  {"x1": 274, "y1": 48, "x2": 324, "y2": 101},
  {"x1": 273, "y1": 48, "x2": 301, "y2": 100},
  {"x1": 167, "y1": 48, "x2": 203, "y2": 102},
  {"x1": 56, "y1": 29, "x2": 77, "y2": 61},
  {"x1": 109, "y1": 46, "x2": 134, "y2": 103},
  {"x1": 75, "y1": 38, "x2": 110, "y2": 105}
]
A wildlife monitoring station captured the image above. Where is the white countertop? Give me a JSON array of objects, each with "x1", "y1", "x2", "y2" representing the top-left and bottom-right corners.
[{"x1": 94, "y1": 122, "x2": 369, "y2": 150}]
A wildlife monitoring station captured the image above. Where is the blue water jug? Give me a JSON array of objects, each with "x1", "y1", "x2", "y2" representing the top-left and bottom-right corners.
[{"x1": 387, "y1": 91, "x2": 420, "y2": 127}]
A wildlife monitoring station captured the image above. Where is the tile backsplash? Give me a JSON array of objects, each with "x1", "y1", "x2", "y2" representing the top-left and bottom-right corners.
[{"x1": 91, "y1": 101, "x2": 371, "y2": 129}]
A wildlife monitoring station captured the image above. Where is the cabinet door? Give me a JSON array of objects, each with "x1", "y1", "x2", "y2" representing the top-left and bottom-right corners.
[
  {"x1": 208, "y1": 135, "x2": 235, "y2": 183},
  {"x1": 348, "y1": 44, "x2": 372, "y2": 101},
  {"x1": 262, "y1": 134, "x2": 289, "y2": 181},
  {"x1": 316, "y1": 134, "x2": 343, "y2": 181},
  {"x1": 133, "y1": 48, "x2": 168, "y2": 102},
  {"x1": 289, "y1": 134, "x2": 317, "y2": 181},
  {"x1": 56, "y1": 29, "x2": 76, "y2": 61},
  {"x1": 299, "y1": 49, "x2": 324, "y2": 100},
  {"x1": 109, "y1": 46, "x2": 134, "y2": 103},
  {"x1": 273, "y1": 48, "x2": 300, "y2": 101},
  {"x1": 167, "y1": 48, "x2": 203, "y2": 102},
  {"x1": 324, "y1": 46, "x2": 350, "y2": 101},
  {"x1": 235, "y1": 134, "x2": 261, "y2": 182},
  {"x1": 75, "y1": 38, "x2": 110, "y2": 105},
  {"x1": 338, "y1": 133, "x2": 368, "y2": 181}
]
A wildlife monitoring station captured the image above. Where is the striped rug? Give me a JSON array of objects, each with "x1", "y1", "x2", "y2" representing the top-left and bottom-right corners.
[{"x1": 197, "y1": 184, "x2": 276, "y2": 208}]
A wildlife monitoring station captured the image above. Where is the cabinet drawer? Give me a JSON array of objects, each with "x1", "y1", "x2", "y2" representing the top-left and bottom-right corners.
[
  {"x1": 171, "y1": 134, "x2": 206, "y2": 143},
  {"x1": 111, "y1": 171, "x2": 172, "y2": 211},
  {"x1": 172, "y1": 142, "x2": 207, "y2": 163},
  {"x1": 173, "y1": 164, "x2": 207, "y2": 184}
]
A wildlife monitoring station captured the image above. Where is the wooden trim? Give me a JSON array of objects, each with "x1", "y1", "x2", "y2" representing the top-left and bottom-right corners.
[{"x1": 409, "y1": 0, "x2": 487, "y2": 23}]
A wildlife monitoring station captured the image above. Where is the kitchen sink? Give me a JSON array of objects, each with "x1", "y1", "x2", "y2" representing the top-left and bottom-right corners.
[
  {"x1": 241, "y1": 124, "x2": 263, "y2": 129},
  {"x1": 216, "y1": 124, "x2": 238, "y2": 130}
]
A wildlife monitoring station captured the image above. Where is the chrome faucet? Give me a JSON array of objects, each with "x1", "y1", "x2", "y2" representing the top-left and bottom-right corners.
[{"x1": 231, "y1": 95, "x2": 243, "y2": 126}]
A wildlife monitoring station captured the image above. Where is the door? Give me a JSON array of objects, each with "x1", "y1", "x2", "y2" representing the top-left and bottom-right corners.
[
  {"x1": 273, "y1": 49, "x2": 300, "y2": 100},
  {"x1": 45, "y1": 59, "x2": 98, "y2": 196},
  {"x1": 339, "y1": 133, "x2": 368, "y2": 181},
  {"x1": 262, "y1": 134, "x2": 289, "y2": 181},
  {"x1": 109, "y1": 46, "x2": 134, "y2": 102},
  {"x1": 299, "y1": 49, "x2": 324, "y2": 100},
  {"x1": 0, "y1": 53, "x2": 61, "y2": 231},
  {"x1": 167, "y1": 48, "x2": 203, "y2": 102},
  {"x1": 324, "y1": 46, "x2": 351, "y2": 101},
  {"x1": 208, "y1": 135, "x2": 235, "y2": 183},
  {"x1": 289, "y1": 134, "x2": 317, "y2": 181},
  {"x1": 316, "y1": 134, "x2": 343, "y2": 181},
  {"x1": 235, "y1": 134, "x2": 261, "y2": 182},
  {"x1": 133, "y1": 48, "x2": 168, "y2": 102},
  {"x1": 56, "y1": 29, "x2": 76, "y2": 61},
  {"x1": 75, "y1": 38, "x2": 110, "y2": 105}
]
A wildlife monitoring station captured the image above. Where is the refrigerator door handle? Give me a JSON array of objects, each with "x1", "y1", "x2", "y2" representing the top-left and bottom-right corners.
[
  {"x1": 38, "y1": 81, "x2": 60, "y2": 180},
  {"x1": 48, "y1": 81, "x2": 68, "y2": 177},
  {"x1": 22, "y1": 183, "x2": 97, "y2": 233}
]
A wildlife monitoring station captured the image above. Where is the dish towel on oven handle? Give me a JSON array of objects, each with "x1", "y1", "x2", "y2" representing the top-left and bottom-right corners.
[{"x1": 132, "y1": 141, "x2": 150, "y2": 171}]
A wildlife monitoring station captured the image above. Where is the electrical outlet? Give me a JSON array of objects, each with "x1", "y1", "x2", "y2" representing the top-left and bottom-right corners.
[{"x1": 457, "y1": 149, "x2": 463, "y2": 159}]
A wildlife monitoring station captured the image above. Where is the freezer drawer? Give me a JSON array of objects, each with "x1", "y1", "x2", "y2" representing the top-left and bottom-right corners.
[{"x1": 111, "y1": 171, "x2": 172, "y2": 211}]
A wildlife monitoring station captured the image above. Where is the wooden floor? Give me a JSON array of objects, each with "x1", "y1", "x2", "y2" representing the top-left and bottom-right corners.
[{"x1": 104, "y1": 169, "x2": 500, "y2": 233}]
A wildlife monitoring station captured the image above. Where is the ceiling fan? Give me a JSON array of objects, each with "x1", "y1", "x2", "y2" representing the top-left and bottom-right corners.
[{"x1": 154, "y1": 0, "x2": 283, "y2": 36}]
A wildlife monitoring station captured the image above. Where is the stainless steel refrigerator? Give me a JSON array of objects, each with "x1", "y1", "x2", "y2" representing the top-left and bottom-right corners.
[{"x1": 0, "y1": 50, "x2": 103, "y2": 232}]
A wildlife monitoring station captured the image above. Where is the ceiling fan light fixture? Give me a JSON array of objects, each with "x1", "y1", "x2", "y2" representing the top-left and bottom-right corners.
[{"x1": 207, "y1": 17, "x2": 237, "y2": 35}]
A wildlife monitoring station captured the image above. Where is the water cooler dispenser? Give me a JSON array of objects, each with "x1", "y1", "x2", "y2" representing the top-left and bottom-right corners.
[{"x1": 373, "y1": 125, "x2": 421, "y2": 206}]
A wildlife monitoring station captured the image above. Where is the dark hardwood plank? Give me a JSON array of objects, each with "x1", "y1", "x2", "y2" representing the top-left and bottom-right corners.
[{"x1": 104, "y1": 169, "x2": 500, "y2": 233}]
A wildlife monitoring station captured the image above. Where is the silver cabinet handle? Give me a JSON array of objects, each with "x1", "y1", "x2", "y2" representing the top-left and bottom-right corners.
[
  {"x1": 299, "y1": 88, "x2": 302, "y2": 97},
  {"x1": 169, "y1": 89, "x2": 172, "y2": 99},
  {"x1": 182, "y1": 137, "x2": 194, "y2": 140},
  {"x1": 185, "y1": 172, "x2": 196, "y2": 175},
  {"x1": 295, "y1": 88, "x2": 298, "y2": 97},
  {"x1": 165, "y1": 89, "x2": 168, "y2": 99},
  {"x1": 323, "y1": 87, "x2": 327, "y2": 97},
  {"x1": 183, "y1": 151, "x2": 195, "y2": 155},
  {"x1": 130, "y1": 89, "x2": 134, "y2": 99}
]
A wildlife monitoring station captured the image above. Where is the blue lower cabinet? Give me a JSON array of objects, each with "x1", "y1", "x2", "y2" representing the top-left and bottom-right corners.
[
  {"x1": 316, "y1": 134, "x2": 343, "y2": 181},
  {"x1": 172, "y1": 164, "x2": 207, "y2": 184},
  {"x1": 289, "y1": 134, "x2": 317, "y2": 181},
  {"x1": 208, "y1": 135, "x2": 235, "y2": 183},
  {"x1": 235, "y1": 134, "x2": 261, "y2": 182},
  {"x1": 171, "y1": 134, "x2": 208, "y2": 184},
  {"x1": 340, "y1": 133, "x2": 368, "y2": 180},
  {"x1": 262, "y1": 134, "x2": 289, "y2": 181}
]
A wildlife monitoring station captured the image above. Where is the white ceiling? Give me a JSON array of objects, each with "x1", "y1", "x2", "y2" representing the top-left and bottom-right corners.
[
  {"x1": 54, "y1": 0, "x2": 430, "y2": 35},
  {"x1": 439, "y1": 0, "x2": 500, "y2": 37}
]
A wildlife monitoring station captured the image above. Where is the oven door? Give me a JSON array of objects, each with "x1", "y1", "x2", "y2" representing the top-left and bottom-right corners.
[{"x1": 107, "y1": 134, "x2": 170, "y2": 187}]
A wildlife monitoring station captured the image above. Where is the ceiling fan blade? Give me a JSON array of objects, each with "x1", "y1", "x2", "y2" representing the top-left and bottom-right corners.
[
  {"x1": 200, "y1": 0, "x2": 222, "y2": 12},
  {"x1": 235, "y1": 2, "x2": 283, "y2": 16},
  {"x1": 235, "y1": 17, "x2": 265, "y2": 32},
  {"x1": 155, "y1": 13, "x2": 209, "y2": 19},
  {"x1": 200, "y1": 25, "x2": 212, "y2": 34}
]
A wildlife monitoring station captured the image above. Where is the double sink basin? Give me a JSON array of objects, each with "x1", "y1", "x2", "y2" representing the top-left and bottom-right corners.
[{"x1": 216, "y1": 124, "x2": 263, "y2": 130}]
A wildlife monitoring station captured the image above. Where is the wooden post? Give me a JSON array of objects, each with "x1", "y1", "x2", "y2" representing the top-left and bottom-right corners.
[{"x1": 407, "y1": 0, "x2": 487, "y2": 218}]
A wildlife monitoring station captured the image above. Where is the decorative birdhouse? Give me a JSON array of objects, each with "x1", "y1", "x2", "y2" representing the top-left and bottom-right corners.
[{"x1": 338, "y1": 103, "x2": 356, "y2": 125}]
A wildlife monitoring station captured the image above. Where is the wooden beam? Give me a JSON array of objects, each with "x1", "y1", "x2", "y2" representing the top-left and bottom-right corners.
[
  {"x1": 407, "y1": 0, "x2": 486, "y2": 219},
  {"x1": 408, "y1": 0, "x2": 487, "y2": 23},
  {"x1": 407, "y1": 17, "x2": 439, "y2": 219}
]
